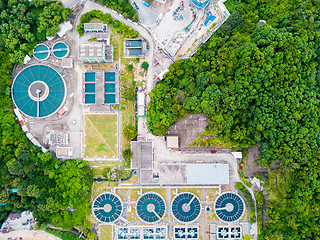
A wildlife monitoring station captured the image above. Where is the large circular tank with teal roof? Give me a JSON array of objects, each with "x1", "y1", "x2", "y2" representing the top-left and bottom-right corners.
[{"x1": 12, "y1": 64, "x2": 66, "y2": 118}]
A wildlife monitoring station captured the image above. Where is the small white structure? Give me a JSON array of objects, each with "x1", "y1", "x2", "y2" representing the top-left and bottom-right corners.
[
  {"x1": 137, "y1": 92, "x2": 146, "y2": 117},
  {"x1": 57, "y1": 21, "x2": 73, "y2": 38},
  {"x1": 56, "y1": 147, "x2": 73, "y2": 158},
  {"x1": 23, "y1": 55, "x2": 31, "y2": 65},
  {"x1": 166, "y1": 136, "x2": 179, "y2": 148},
  {"x1": 232, "y1": 151, "x2": 242, "y2": 159},
  {"x1": 62, "y1": 58, "x2": 73, "y2": 68}
]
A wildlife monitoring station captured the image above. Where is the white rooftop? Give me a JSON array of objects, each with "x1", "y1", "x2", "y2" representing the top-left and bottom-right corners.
[
  {"x1": 167, "y1": 136, "x2": 179, "y2": 148},
  {"x1": 159, "y1": 163, "x2": 229, "y2": 185},
  {"x1": 231, "y1": 152, "x2": 242, "y2": 159},
  {"x1": 186, "y1": 163, "x2": 229, "y2": 185},
  {"x1": 57, "y1": 21, "x2": 72, "y2": 38},
  {"x1": 137, "y1": 92, "x2": 145, "y2": 106}
]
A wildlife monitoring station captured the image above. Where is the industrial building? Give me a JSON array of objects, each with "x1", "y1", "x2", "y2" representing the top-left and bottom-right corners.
[
  {"x1": 159, "y1": 163, "x2": 230, "y2": 185},
  {"x1": 137, "y1": 92, "x2": 146, "y2": 117},
  {"x1": 84, "y1": 23, "x2": 108, "y2": 32},
  {"x1": 79, "y1": 42, "x2": 113, "y2": 63}
]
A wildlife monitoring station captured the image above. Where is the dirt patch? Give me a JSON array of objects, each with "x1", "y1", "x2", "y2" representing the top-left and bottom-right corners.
[
  {"x1": 244, "y1": 145, "x2": 268, "y2": 177},
  {"x1": 168, "y1": 114, "x2": 208, "y2": 147},
  {"x1": 1, "y1": 230, "x2": 61, "y2": 240}
]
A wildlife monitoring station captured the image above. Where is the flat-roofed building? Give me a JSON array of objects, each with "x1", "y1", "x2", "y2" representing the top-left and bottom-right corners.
[
  {"x1": 62, "y1": 58, "x2": 73, "y2": 68},
  {"x1": 96, "y1": 32, "x2": 110, "y2": 43},
  {"x1": 79, "y1": 42, "x2": 113, "y2": 63},
  {"x1": 56, "y1": 147, "x2": 73, "y2": 159},
  {"x1": 131, "y1": 140, "x2": 159, "y2": 185},
  {"x1": 166, "y1": 136, "x2": 179, "y2": 148},
  {"x1": 159, "y1": 163, "x2": 229, "y2": 185},
  {"x1": 84, "y1": 23, "x2": 108, "y2": 32},
  {"x1": 137, "y1": 92, "x2": 146, "y2": 117}
]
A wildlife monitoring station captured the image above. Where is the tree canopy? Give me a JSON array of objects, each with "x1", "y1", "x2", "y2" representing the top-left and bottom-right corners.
[
  {"x1": 95, "y1": 0, "x2": 138, "y2": 22},
  {"x1": 147, "y1": 0, "x2": 320, "y2": 239},
  {"x1": 0, "y1": 0, "x2": 71, "y2": 63}
]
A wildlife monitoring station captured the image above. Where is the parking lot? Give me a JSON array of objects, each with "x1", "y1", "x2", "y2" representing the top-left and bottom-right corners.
[{"x1": 133, "y1": 0, "x2": 159, "y2": 26}]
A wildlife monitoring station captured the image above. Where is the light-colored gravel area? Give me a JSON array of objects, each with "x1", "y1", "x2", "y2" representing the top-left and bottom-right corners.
[{"x1": 0, "y1": 230, "x2": 61, "y2": 240}]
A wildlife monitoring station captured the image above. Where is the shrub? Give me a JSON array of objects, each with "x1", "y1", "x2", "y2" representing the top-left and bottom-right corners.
[
  {"x1": 249, "y1": 212, "x2": 256, "y2": 224},
  {"x1": 235, "y1": 182, "x2": 256, "y2": 220},
  {"x1": 122, "y1": 148, "x2": 132, "y2": 167},
  {"x1": 123, "y1": 125, "x2": 137, "y2": 141},
  {"x1": 141, "y1": 61, "x2": 149, "y2": 70},
  {"x1": 103, "y1": 167, "x2": 120, "y2": 180},
  {"x1": 127, "y1": 64, "x2": 134, "y2": 71},
  {"x1": 241, "y1": 177, "x2": 252, "y2": 188},
  {"x1": 123, "y1": 87, "x2": 135, "y2": 101},
  {"x1": 134, "y1": 57, "x2": 140, "y2": 63},
  {"x1": 243, "y1": 234, "x2": 251, "y2": 240}
]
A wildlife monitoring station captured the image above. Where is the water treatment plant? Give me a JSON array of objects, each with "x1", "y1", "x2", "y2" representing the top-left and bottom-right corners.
[{"x1": 10, "y1": 0, "x2": 256, "y2": 239}]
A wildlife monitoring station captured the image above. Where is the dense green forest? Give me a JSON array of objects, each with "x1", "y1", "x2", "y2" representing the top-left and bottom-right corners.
[
  {"x1": 0, "y1": 0, "x2": 71, "y2": 63},
  {"x1": 147, "y1": 0, "x2": 320, "y2": 239},
  {"x1": 95, "y1": 0, "x2": 138, "y2": 22},
  {"x1": 0, "y1": 0, "x2": 94, "y2": 238}
]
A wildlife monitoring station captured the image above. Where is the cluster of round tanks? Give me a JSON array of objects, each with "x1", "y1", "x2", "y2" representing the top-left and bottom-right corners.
[
  {"x1": 33, "y1": 42, "x2": 69, "y2": 61},
  {"x1": 92, "y1": 192, "x2": 245, "y2": 224}
]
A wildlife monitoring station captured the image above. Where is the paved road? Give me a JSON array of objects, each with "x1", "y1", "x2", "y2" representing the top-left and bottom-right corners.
[{"x1": 79, "y1": 0, "x2": 155, "y2": 93}]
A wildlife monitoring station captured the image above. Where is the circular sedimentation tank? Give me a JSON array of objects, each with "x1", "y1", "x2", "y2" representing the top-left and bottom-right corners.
[
  {"x1": 92, "y1": 192, "x2": 123, "y2": 223},
  {"x1": 171, "y1": 192, "x2": 201, "y2": 223},
  {"x1": 33, "y1": 44, "x2": 50, "y2": 60},
  {"x1": 52, "y1": 42, "x2": 69, "y2": 58},
  {"x1": 12, "y1": 64, "x2": 66, "y2": 118},
  {"x1": 214, "y1": 192, "x2": 245, "y2": 222},
  {"x1": 136, "y1": 192, "x2": 166, "y2": 223}
]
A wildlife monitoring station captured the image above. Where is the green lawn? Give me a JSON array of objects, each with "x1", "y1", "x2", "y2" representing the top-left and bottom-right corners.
[
  {"x1": 100, "y1": 225, "x2": 113, "y2": 240},
  {"x1": 84, "y1": 114, "x2": 118, "y2": 158},
  {"x1": 91, "y1": 161, "x2": 119, "y2": 177},
  {"x1": 110, "y1": 34, "x2": 120, "y2": 62},
  {"x1": 142, "y1": 188, "x2": 167, "y2": 199}
]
